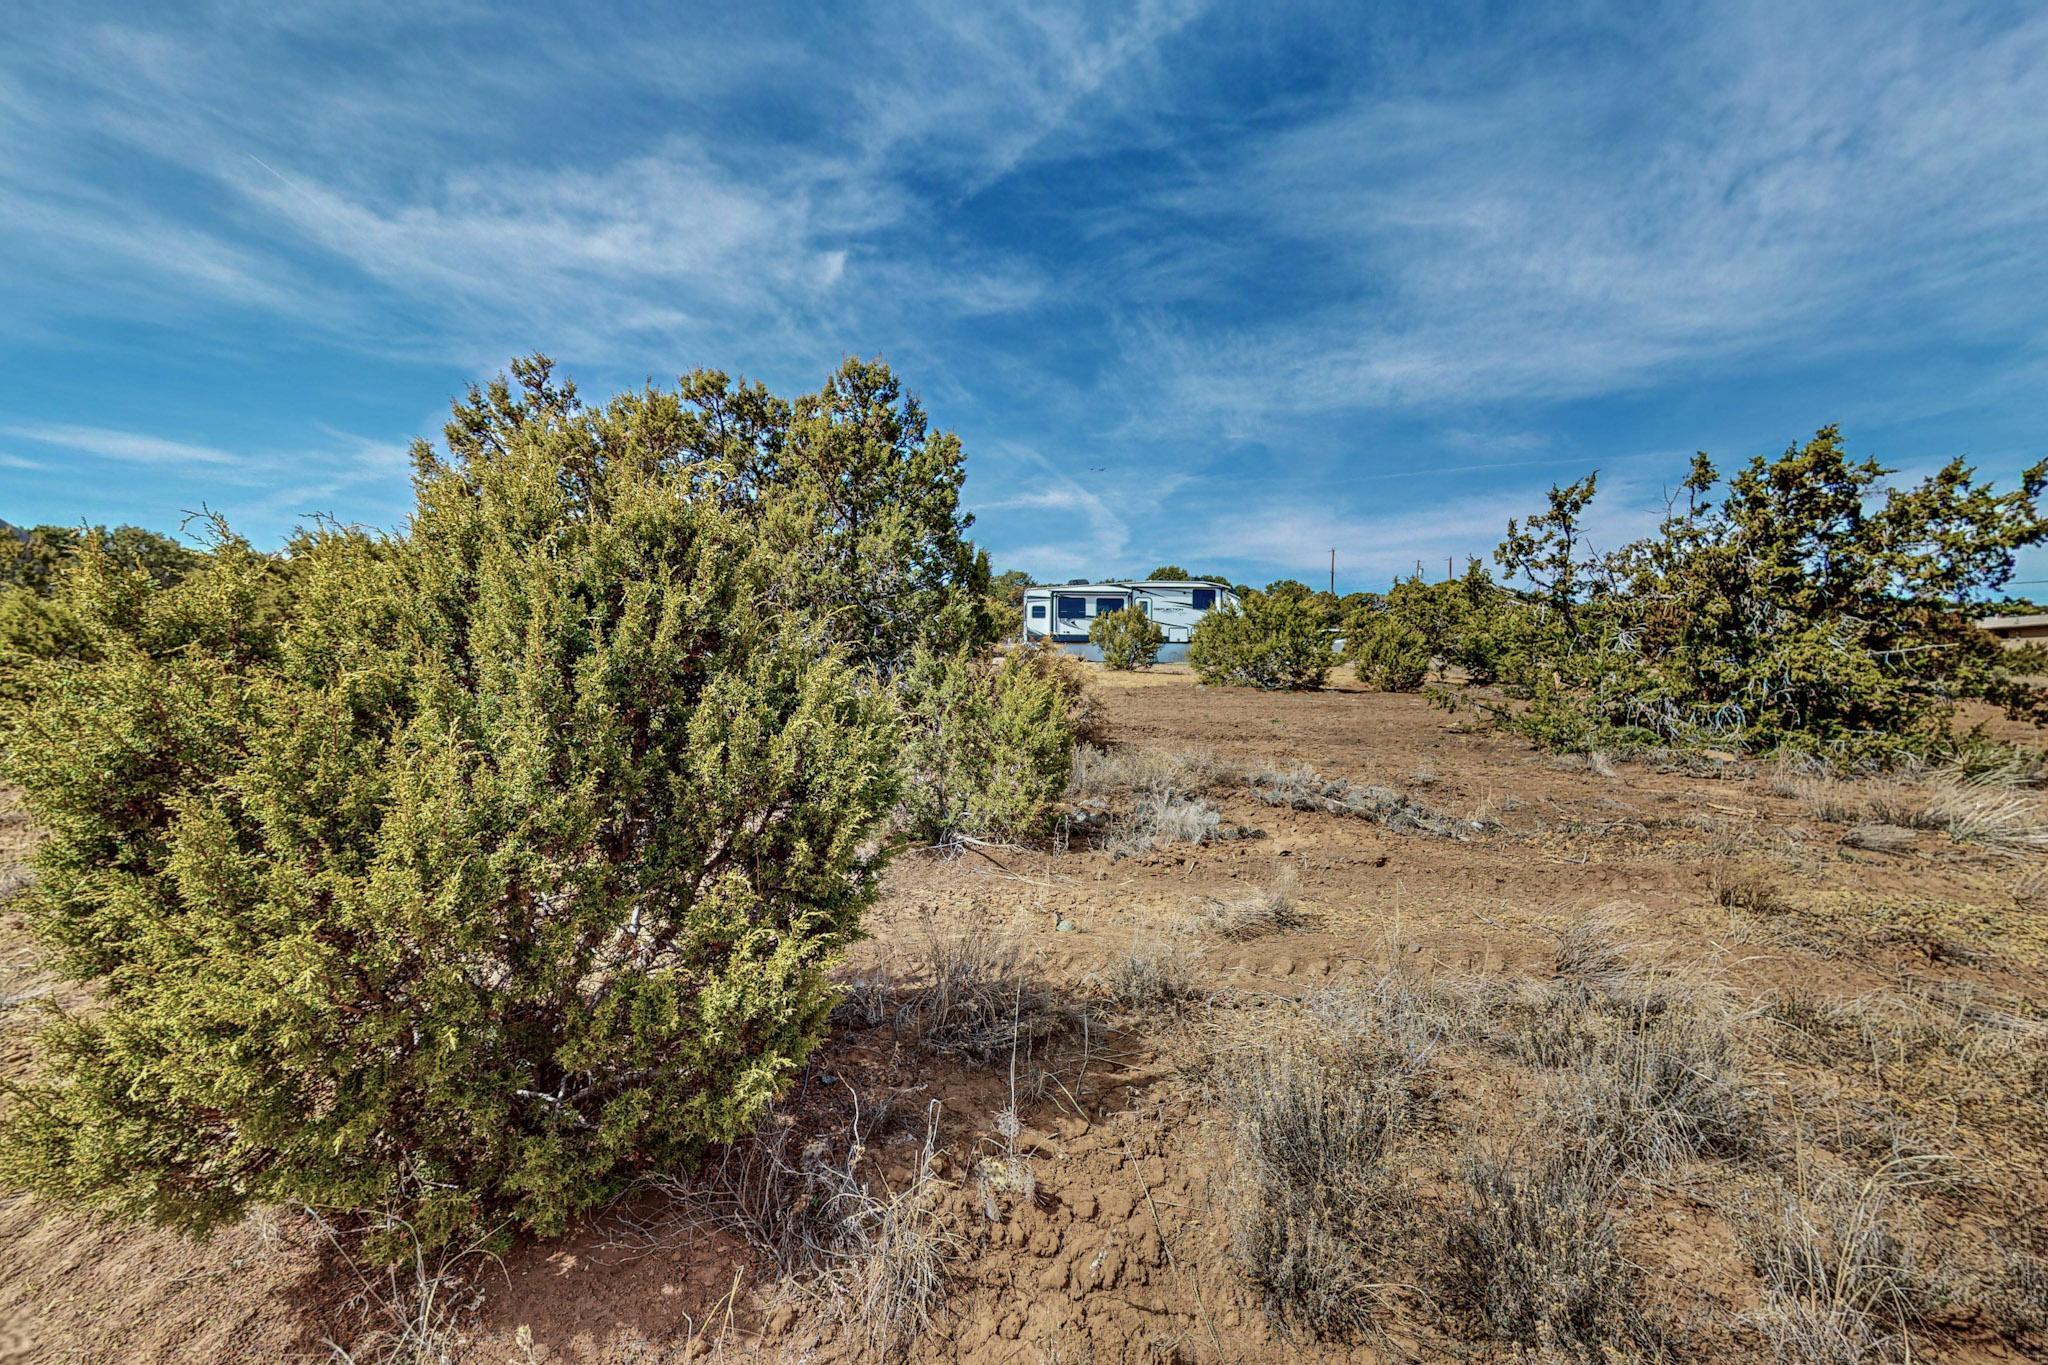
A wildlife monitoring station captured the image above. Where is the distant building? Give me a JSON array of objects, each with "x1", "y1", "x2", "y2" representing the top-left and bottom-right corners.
[
  {"x1": 1977, "y1": 612, "x2": 2048, "y2": 647},
  {"x1": 1020, "y1": 578, "x2": 1240, "y2": 661}
]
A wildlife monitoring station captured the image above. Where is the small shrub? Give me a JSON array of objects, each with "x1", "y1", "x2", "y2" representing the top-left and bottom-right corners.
[
  {"x1": 1438, "y1": 1149, "x2": 1644, "y2": 1358},
  {"x1": 1346, "y1": 615, "x2": 1429, "y2": 691},
  {"x1": 898, "y1": 644, "x2": 1083, "y2": 848},
  {"x1": 1218, "y1": 1005, "x2": 1423, "y2": 1338},
  {"x1": 1091, "y1": 933, "x2": 1204, "y2": 1012},
  {"x1": 1188, "y1": 590, "x2": 1332, "y2": 691},
  {"x1": 1089, "y1": 606, "x2": 1165, "y2": 671},
  {"x1": 892, "y1": 921, "x2": 1081, "y2": 1063}
]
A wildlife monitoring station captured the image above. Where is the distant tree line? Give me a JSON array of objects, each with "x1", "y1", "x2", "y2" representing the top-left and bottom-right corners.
[{"x1": 1182, "y1": 426, "x2": 2048, "y2": 761}]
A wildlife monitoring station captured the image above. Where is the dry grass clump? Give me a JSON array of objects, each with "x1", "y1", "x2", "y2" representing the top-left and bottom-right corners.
[
  {"x1": 1246, "y1": 762, "x2": 1471, "y2": 837},
  {"x1": 885, "y1": 922, "x2": 1085, "y2": 1063},
  {"x1": 1067, "y1": 743, "x2": 1239, "y2": 802},
  {"x1": 1807, "y1": 1099, "x2": 1977, "y2": 1199},
  {"x1": 1215, "y1": 984, "x2": 1437, "y2": 1339},
  {"x1": 1305, "y1": 973, "x2": 1476, "y2": 1066},
  {"x1": 1103, "y1": 789, "x2": 1228, "y2": 857},
  {"x1": 681, "y1": 1100, "x2": 954, "y2": 1358},
  {"x1": 319, "y1": 1215, "x2": 496, "y2": 1365},
  {"x1": 1767, "y1": 979, "x2": 2048, "y2": 1075},
  {"x1": 1509, "y1": 927, "x2": 1761, "y2": 1170},
  {"x1": 1196, "y1": 870, "x2": 1309, "y2": 939},
  {"x1": 1436, "y1": 1148, "x2": 1648, "y2": 1359},
  {"x1": 1066, "y1": 743, "x2": 1258, "y2": 856},
  {"x1": 1776, "y1": 769, "x2": 2048, "y2": 856},
  {"x1": 1542, "y1": 1000, "x2": 1761, "y2": 1171},
  {"x1": 1740, "y1": 1161, "x2": 1937, "y2": 1364},
  {"x1": 1091, "y1": 933, "x2": 1205, "y2": 1013},
  {"x1": 1714, "y1": 863, "x2": 1791, "y2": 917},
  {"x1": 1981, "y1": 1239, "x2": 2048, "y2": 1338},
  {"x1": 1841, "y1": 823, "x2": 1918, "y2": 854},
  {"x1": 1551, "y1": 917, "x2": 1628, "y2": 981}
]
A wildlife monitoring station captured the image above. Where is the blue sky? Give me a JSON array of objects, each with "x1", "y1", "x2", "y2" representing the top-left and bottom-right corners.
[{"x1": 3, "y1": 2, "x2": 2047, "y2": 592}]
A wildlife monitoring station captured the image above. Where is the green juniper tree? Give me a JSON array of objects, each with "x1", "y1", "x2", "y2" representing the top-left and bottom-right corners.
[
  {"x1": 1488, "y1": 428, "x2": 2048, "y2": 755},
  {"x1": 0, "y1": 523, "x2": 205, "y2": 702},
  {"x1": 896, "y1": 641, "x2": 1085, "y2": 847},
  {"x1": 1347, "y1": 614, "x2": 1430, "y2": 691},
  {"x1": 0, "y1": 359, "x2": 911, "y2": 1256},
  {"x1": 662, "y1": 357, "x2": 994, "y2": 674},
  {"x1": 1091, "y1": 605, "x2": 1166, "y2": 670},
  {"x1": 1188, "y1": 589, "x2": 1333, "y2": 690}
]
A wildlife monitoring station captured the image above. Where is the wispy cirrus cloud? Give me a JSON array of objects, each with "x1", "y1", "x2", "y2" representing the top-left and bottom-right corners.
[
  {"x1": 1, "y1": 1, "x2": 2044, "y2": 578},
  {"x1": 0, "y1": 2, "x2": 1194, "y2": 377},
  {"x1": 1100, "y1": 4, "x2": 2048, "y2": 431},
  {"x1": 2, "y1": 422, "x2": 246, "y2": 468}
]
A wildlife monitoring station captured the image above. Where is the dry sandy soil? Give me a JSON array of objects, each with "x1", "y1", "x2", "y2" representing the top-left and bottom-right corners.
[{"x1": 3, "y1": 665, "x2": 2045, "y2": 1362}]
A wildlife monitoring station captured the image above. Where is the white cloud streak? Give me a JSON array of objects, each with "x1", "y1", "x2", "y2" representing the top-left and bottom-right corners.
[
  {"x1": 2, "y1": 422, "x2": 246, "y2": 468},
  {"x1": 1107, "y1": 4, "x2": 2048, "y2": 430}
]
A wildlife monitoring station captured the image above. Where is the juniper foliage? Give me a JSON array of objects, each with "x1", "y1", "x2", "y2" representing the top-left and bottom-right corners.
[
  {"x1": 0, "y1": 359, "x2": 910, "y2": 1256},
  {"x1": 1090, "y1": 605, "x2": 1166, "y2": 671},
  {"x1": 1489, "y1": 427, "x2": 2048, "y2": 755},
  {"x1": 1189, "y1": 589, "x2": 1333, "y2": 691}
]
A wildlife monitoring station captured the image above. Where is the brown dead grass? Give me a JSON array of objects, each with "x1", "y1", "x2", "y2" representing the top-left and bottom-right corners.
[{"x1": 1775, "y1": 768, "x2": 2048, "y2": 856}]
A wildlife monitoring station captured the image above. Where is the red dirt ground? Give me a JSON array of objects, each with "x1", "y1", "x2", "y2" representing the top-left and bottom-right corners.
[{"x1": 3, "y1": 666, "x2": 2044, "y2": 1362}]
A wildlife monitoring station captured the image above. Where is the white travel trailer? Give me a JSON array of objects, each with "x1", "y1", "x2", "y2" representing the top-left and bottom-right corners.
[{"x1": 1020, "y1": 578, "x2": 1241, "y2": 660}]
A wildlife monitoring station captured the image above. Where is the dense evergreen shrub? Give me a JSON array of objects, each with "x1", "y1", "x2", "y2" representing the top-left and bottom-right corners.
[
  {"x1": 0, "y1": 360, "x2": 912, "y2": 1257},
  {"x1": 1347, "y1": 615, "x2": 1430, "y2": 691},
  {"x1": 1188, "y1": 590, "x2": 1333, "y2": 690},
  {"x1": 1090, "y1": 606, "x2": 1166, "y2": 670},
  {"x1": 666, "y1": 358, "x2": 995, "y2": 674},
  {"x1": 0, "y1": 524, "x2": 206, "y2": 702},
  {"x1": 1488, "y1": 428, "x2": 2048, "y2": 756},
  {"x1": 898, "y1": 643, "x2": 1085, "y2": 846}
]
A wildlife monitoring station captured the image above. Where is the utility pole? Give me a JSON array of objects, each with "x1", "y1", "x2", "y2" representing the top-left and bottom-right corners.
[
  {"x1": 1446, "y1": 555, "x2": 1453, "y2": 581},
  {"x1": 1329, "y1": 548, "x2": 1336, "y2": 596}
]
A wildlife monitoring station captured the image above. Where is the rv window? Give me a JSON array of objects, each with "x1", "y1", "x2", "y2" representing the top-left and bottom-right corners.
[
  {"x1": 1029, "y1": 603, "x2": 1046, "y2": 619},
  {"x1": 1056, "y1": 596, "x2": 1086, "y2": 617},
  {"x1": 1137, "y1": 599, "x2": 1150, "y2": 615},
  {"x1": 1095, "y1": 597, "x2": 1122, "y2": 615},
  {"x1": 1191, "y1": 588, "x2": 1215, "y2": 609}
]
